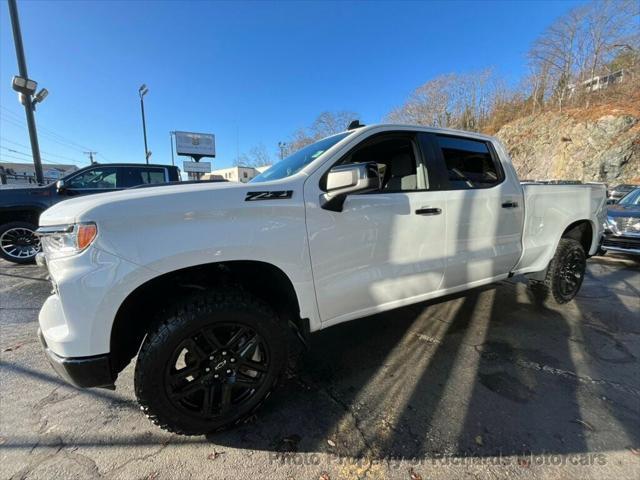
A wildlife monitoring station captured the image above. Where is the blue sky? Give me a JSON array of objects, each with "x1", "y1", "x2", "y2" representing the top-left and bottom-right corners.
[{"x1": 0, "y1": 0, "x2": 584, "y2": 171}]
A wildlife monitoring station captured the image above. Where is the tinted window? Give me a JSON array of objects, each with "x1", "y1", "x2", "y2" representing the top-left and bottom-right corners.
[
  {"x1": 342, "y1": 137, "x2": 418, "y2": 192},
  {"x1": 115, "y1": 167, "x2": 166, "y2": 188},
  {"x1": 436, "y1": 136, "x2": 501, "y2": 189},
  {"x1": 67, "y1": 167, "x2": 117, "y2": 189}
]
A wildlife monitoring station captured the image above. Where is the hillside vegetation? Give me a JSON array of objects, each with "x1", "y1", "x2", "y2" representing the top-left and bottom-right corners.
[{"x1": 496, "y1": 94, "x2": 640, "y2": 184}]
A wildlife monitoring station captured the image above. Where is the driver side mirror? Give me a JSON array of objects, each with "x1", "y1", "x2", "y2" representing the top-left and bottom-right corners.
[
  {"x1": 320, "y1": 162, "x2": 381, "y2": 212},
  {"x1": 55, "y1": 179, "x2": 66, "y2": 193}
]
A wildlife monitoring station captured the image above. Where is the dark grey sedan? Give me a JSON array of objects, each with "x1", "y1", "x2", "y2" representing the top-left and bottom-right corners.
[{"x1": 602, "y1": 187, "x2": 640, "y2": 255}]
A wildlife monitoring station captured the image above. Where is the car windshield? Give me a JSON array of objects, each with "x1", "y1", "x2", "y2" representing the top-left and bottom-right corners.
[
  {"x1": 250, "y1": 132, "x2": 351, "y2": 183},
  {"x1": 618, "y1": 188, "x2": 640, "y2": 206}
]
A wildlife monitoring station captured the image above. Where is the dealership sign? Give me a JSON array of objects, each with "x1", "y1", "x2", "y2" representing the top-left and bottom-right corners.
[
  {"x1": 183, "y1": 161, "x2": 211, "y2": 173},
  {"x1": 175, "y1": 131, "x2": 215, "y2": 158}
]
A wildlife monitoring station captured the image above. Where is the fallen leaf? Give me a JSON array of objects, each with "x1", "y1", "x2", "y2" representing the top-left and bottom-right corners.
[
  {"x1": 572, "y1": 419, "x2": 595, "y2": 431},
  {"x1": 146, "y1": 473, "x2": 159, "y2": 480},
  {"x1": 517, "y1": 458, "x2": 531, "y2": 468},
  {"x1": 207, "y1": 449, "x2": 225, "y2": 460},
  {"x1": 0, "y1": 436, "x2": 6, "y2": 445},
  {"x1": 629, "y1": 447, "x2": 640, "y2": 456},
  {"x1": 3, "y1": 343, "x2": 23, "y2": 352},
  {"x1": 319, "y1": 472, "x2": 331, "y2": 480},
  {"x1": 327, "y1": 439, "x2": 336, "y2": 447},
  {"x1": 475, "y1": 435, "x2": 483, "y2": 446},
  {"x1": 409, "y1": 467, "x2": 422, "y2": 480}
]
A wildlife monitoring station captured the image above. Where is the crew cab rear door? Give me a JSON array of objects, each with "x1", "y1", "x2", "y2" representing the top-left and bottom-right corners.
[
  {"x1": 304, "y1": 130, "x2": 448, "y2": 326},
  {"x1": 424, "y1": 133, "x2": 524, "y2": 288}
]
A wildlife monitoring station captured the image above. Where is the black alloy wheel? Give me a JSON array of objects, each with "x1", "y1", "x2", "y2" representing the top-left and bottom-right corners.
[{"x1": 134, "y1": 290, "x2": 288, "y2": 435}]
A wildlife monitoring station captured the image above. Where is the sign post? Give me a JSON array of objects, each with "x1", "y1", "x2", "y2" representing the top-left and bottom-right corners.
[{"x1": 174, "y1": 131, "x2": 215, "y2": 180}]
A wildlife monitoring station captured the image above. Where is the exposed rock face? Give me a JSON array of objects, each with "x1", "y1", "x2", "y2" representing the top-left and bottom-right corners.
[{"x1": 495, "y1": 111, "x2": 639, "y2": 184}]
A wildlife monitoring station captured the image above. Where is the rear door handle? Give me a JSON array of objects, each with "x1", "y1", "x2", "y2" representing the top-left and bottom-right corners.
[
  {"x1": 415, "y1": 207, "x2": 442, "y2": 216},
  {"x1": 502, "y1": 201, "x2": 519, "y2": 209}
]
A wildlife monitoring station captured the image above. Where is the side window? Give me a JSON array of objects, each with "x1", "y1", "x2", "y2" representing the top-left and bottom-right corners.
[
  {"x1": 67, "y1": 167, "x2": 117, "y2": 189},
  {"x1": 140, "y1": 168, "x2": 166, "y2": 184},
  {"x1": 340, "y1": 137, "x2": 419, "y2": 192},
  {"x1": 436, "y1": 135, "x2": 502, "y2": 189}
]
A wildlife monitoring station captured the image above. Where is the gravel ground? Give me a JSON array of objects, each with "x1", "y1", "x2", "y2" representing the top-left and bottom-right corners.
[{"x1": 1, "y1": 255, "x2": 639, "y2": 480}]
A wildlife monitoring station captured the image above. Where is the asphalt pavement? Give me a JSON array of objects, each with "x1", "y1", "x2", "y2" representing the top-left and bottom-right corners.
[{"x1": 1, "y1": 255, "x2": 639, "y2": 480}]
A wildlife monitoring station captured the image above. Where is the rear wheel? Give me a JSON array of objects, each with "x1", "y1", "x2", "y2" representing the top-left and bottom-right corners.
[
  {"x1": 529, "y1": 238, "x2": 587, "y2": 304},
  {"x1": 134, "y1": 290, "x2": 288, "y2": 435},
  {"x1": 0, "y1": 221, "x2": 40, "y2": 264}
]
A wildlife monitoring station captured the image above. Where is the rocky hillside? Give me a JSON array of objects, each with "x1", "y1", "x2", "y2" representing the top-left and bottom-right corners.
[{"x1": 495, "y1": 103, "x2": 640, "y2": 185}]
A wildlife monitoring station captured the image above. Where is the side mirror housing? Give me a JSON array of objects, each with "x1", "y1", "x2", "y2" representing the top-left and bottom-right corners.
[
  {"x1": 320, "y1": 162, "x2": 381, "y2": 212},
  {"x1": 56, "y1": 179, "x2": 66, "y2": 192}
]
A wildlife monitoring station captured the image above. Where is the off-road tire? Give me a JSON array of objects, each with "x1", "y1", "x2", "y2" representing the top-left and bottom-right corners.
[
  {"x1": 529, "y1": 238, "x2": 586, "y2": 304},
  {"x1": 0, "y1": 221, "x2": 40, "y2": 264},
  {"x1": 134, "y1": 289, "x2": 288, "y2": 435}
]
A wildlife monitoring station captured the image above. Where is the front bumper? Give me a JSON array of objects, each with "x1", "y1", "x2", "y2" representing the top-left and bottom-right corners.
[
  {"x1": 602, "y1": 233, "x2": 640, "y2": 255},
  {"x1": 38, "y1": 328, "x2": 115, "y2": 389}
]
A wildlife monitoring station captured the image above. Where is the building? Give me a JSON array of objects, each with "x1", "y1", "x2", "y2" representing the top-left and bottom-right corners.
[
  {"x1": 205, "y1": 165, "x2": 271, "y2": 183},
  {"x1": 0, "y1": 162, "x2": 78, "y2": 185}
]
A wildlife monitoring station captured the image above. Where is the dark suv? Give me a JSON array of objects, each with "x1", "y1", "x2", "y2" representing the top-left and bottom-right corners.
[{"x1": 0, "y1": 163, "x2": 180, "y2": 264}]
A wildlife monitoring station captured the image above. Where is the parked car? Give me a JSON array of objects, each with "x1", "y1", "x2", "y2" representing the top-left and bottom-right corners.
[
  {"x1": 0, "y1": 163, "x2": 180, "y2": 264},
  {"x1": 602, "y1": 187, "x2": 640, "y2": 255},
  {"x1": 608, "y1": 183, "x2": 638, "y2": 203},
  {"x1": 35, "y1": 123, "x2": 605, "y2": 435}
]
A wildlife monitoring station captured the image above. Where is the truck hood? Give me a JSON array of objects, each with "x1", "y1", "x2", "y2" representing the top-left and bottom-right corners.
[{"x1": 39, "y1": 181, "x2": 251, "y2": 226}]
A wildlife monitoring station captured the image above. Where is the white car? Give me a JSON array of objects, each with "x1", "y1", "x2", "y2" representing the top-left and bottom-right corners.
[{"x1": 36, "y1": 123, "x2": 606, "y2": 435}]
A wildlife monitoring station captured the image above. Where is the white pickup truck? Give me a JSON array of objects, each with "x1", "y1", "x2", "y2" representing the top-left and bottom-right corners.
[{"x1": 36, "y1": 123, "x2": 606, "y2": 435}]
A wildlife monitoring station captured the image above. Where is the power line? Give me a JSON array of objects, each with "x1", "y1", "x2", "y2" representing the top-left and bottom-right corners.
[
  {"x1": 1, "y1": 145, "x2": 68, "y2": 165},
  {"x1": 0, "y1": 107, "x2": 95, "y2": 153},
  {"x1": 0, "y1": 137, "x2": 87, "y2": 164}
]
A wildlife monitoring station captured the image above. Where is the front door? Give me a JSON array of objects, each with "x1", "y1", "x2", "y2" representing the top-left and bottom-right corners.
[{"x1": 304, "y1": 132, "x2": 447, "y2": 326}]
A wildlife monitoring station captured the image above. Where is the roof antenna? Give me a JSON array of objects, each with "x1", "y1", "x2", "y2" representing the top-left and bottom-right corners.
[{"x1": 347, "y1": 120, "x2": 364, "y2": 130}]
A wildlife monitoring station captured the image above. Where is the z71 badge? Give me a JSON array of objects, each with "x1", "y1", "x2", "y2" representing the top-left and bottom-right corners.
[{"x1": 245, "y1": 190, "x2": 293, "y2": 201}]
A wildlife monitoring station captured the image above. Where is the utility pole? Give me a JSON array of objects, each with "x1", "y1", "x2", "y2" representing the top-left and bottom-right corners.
[
  {"x1": 138, "y1": 84, "x2": 150, "y2": 164},
  {"x1": 83, "y1": 151, "x2": 97, "y2": 165},
  {"x1": 8, "y1": 0, "x2": 44, "y2": 184}
]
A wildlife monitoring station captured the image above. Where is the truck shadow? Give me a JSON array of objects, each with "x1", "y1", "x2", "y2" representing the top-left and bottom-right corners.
[{"x1": 208, "y1": 261, "x2": 639, "y2": 459}]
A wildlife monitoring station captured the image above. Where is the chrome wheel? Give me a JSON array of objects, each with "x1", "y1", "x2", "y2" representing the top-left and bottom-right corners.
[{"x1": 0, "y1": 226, "x2": 41, "y2": 260}]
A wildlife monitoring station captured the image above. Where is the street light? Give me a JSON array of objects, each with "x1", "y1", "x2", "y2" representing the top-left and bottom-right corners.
[
  {"x1": 278, "y1": 141, "x2": 287, "y2": 160},
  {"x1": 8, "y1": 0, "x2": 45, "y2": 184},
  {"x1": 139, "y1": 84, "x2": 150, "y2": 164}
]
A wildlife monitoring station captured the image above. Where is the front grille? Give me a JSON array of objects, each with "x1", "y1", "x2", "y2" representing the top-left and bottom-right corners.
[
  {"x1": 603, "y1": 236, "x2": 640, "y2": 251},
  {"x1": 612, "y1": 216, "x2": 640, "y2": 234}
]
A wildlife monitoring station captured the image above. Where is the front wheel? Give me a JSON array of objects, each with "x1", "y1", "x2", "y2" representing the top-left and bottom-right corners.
[
  {"x1": 529, "y1": 238, "x2": 587, "y2": 304},
  {"x1": 134, "y1": 290, "x2": 288, "y2": 435},
  {"x1": 0, "y1": 221, "x2": 41, "y2": 264}
]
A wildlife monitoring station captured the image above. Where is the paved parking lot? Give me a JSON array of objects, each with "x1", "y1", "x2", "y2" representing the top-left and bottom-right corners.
[{"x1": 1, "y1": 255, "x2": 639, "y2": 479}]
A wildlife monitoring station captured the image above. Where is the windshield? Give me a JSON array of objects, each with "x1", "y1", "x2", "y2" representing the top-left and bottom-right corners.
[
  {"x1": 250, "y1": 132, "x2": 351, "y2": 183},
  {"x1": 618, "y1": 188, "x2": 640, "y2": 206}
]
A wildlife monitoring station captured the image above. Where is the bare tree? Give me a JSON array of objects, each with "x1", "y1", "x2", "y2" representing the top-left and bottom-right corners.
[
  {"x1": 234, "y1": 143, "x2": 272, "y2": 167},
  {"x1": 283, "y1": 111, "x2": 359, "y2": 155}
]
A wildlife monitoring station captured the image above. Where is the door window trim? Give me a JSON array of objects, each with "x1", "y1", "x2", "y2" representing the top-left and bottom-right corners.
[
  {"x1": 425, "y1": 133, "x2": 506, "y2": 191},
  {"x1": 319, "y1": 131, "x2": 432, "y2": 193}
]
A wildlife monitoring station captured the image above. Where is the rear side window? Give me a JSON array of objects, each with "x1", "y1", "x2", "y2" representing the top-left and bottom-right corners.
[
  {"x1": 117, "y1": 167, "x2": 166, "y2": 188},
  {"x1": 436, "y1": 135, "x2": 502, "y2": 189}
]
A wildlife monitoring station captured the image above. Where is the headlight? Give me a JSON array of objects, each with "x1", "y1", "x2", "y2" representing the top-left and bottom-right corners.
[{"x1": 37, "y1": 223, "x2": 97, "y2": 259}]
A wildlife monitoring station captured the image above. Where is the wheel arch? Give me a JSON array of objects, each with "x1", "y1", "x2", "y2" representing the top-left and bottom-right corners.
[
  {"x1": 109, "y1": 260, "x2": 307, "y2": 375},
  {"x1": 561, "y1": 218, "x2": 595, "y2": 254}
]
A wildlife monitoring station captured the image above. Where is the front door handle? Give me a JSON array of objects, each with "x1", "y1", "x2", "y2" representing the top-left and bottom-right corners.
[
  {"x1": 502, "y1": 201, "x2": 519, "y2": 209},
  {"x1": 415, "y1": 207, "x2": 442, "y2": 216}
]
